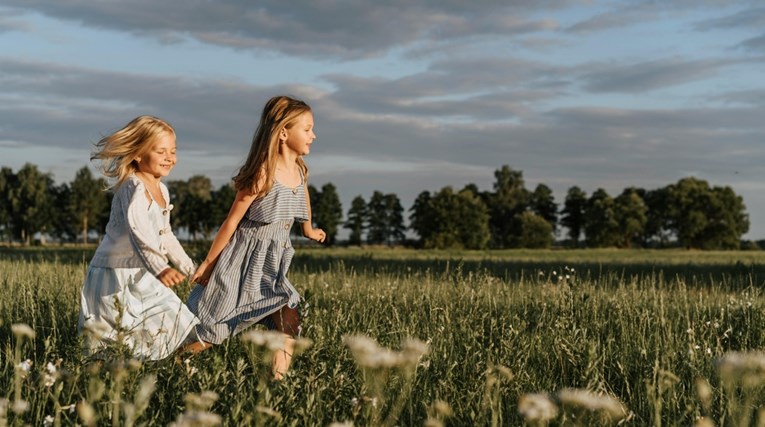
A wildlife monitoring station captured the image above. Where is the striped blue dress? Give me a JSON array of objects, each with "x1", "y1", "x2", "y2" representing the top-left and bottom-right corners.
[{"x1": 187, "y1": 179, "x2": 308, "y2": 344}]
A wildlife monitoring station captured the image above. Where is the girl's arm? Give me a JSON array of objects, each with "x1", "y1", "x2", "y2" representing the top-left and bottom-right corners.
[
  {"x1": 124, "y1": 179, "x2": 175, "y2": 277},
  {"x1": 301, "y1": 181, "x2": 326, "y2": 243},
  {"x1": 191, "y1": 188, "x2": 257, "y2": 284}
]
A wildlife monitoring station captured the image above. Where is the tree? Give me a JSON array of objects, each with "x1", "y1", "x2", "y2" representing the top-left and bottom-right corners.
[
  {"x1": 366, "y1": 191, "x2": 387, "y2": 244},
  {"x1": 409, "y1": 191, "x2": 434, "y2": 247},
  {"x1": 641, "y1": 187, "x2": 672, "y2": 247},
  {"x1": 68, "y1": 166, "x2": 108, "y2": 244},
  {"x1": 583, "y1": 188, "x2": 619, "y2": 248},
  {"x1": 529, "y1": 183, "x2": 557, "y2": 236},
  {"x1": 613, "y1": 188, "x2": 647, "y2": 248},
  {"x1": 312, "y1": 183, "x2": 343, "y2": 246},
  {"x1": 412, "y1": 187, "x2": 490, "y2": 250},
  {"x1": 50, "y1": 183, "x2": 77, "y2": 242},
  {"x1": 666, "y1": 177, "x2": 749, "y2": 249},
  {"x1": 9, "y1": 163, "x2": 55, "y2": 245},
  {"x1": 384, "y1": 193, "x2": 406, "y2": 245},
  {"x1": 168, "y1": 176, "x2": 212, "y2": 240},
  {"x1": 0, "y1": 167, "x2": 14, "y2": 242},
  {"x1": 702, "y1": 186, "x2": 749, "y2": 249},
  {"x1": 560, "y1": 186, "x2": 587, "y2": 248},
  {"x1": 210, "y1": 183, "x2": 236, "y2": 231},
  {"x1": 489, "y1": 165, "x2": 529, "y2": 248},
  {"x1": 515, "y1": 211, "x2": 554, "y2": 249},
  {"x1": 344, "y1": 195, "x2": 367, "y2": 246}
]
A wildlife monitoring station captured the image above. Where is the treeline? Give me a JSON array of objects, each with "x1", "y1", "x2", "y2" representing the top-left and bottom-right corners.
[{"x1": 0, "y1": 163, "x2": 752, "y2": 250}]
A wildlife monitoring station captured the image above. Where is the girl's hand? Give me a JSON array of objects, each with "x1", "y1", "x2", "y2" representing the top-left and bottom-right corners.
[
  {"x1": 191, "y1": 261, "x2": 214, "y2": 286},
  {"x1": 157, "y1": 267, "x2": 186, "y2": 287},
  {"x1": 304, "y1": 227, "x2": 326, "y2": 243}
]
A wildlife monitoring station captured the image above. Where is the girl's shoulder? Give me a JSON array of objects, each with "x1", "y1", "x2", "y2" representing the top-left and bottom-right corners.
[{"x1": 114, "y1": 174, "x2": 145, "y2": 199}]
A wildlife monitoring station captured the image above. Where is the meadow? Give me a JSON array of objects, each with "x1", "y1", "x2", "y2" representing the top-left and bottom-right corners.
[{"x1": 2, "y1": 246, "x2": 765, "y2": 426}]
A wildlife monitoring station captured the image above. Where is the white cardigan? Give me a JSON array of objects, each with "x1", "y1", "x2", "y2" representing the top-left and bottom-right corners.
[{"x1": 89, "y1": 174, "x2": 195, "y2": 276}]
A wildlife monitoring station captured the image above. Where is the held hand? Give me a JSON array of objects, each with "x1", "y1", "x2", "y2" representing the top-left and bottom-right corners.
[
  {"x1": 157, "y1": 267, "x2": 186, "y2": 287},
  {"x1": 305, "y1": 227, "x2": 326, "y2": 243},
  {"x1": 191, "y1": 261, "x2": 214, "y2": 286}
]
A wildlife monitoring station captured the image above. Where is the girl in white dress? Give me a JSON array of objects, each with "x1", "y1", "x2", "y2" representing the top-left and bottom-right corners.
[{"x1": 78, "y1": 115, "x2": 199, "y2": 361}]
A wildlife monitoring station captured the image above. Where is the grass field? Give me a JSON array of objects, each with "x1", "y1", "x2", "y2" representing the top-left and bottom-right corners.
[{"x1": 2, "y1": 246, "x2": 765, "y2": 426}]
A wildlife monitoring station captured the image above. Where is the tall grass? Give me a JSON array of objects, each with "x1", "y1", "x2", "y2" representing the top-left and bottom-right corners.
[{"x1": 1, "y1": 248, "x2": 765, "y2": 425}]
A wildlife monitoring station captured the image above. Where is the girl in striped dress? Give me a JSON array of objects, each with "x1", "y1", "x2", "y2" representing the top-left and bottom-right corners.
[
  {"x1": 186, "y1": 95, "x2": 326, "y2": 379},
  {"x1": 79, "y1": 116, "x2": 200, "y2": 361}
]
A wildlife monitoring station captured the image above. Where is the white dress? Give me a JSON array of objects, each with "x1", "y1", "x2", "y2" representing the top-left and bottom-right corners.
[{"x1": 79, "y1": 193, "x2": 199, "y2": 361}]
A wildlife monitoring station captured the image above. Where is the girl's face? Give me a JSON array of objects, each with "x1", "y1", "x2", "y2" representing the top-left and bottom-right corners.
[
  {"x1": 280, "y1": 112, "x2": 316, "y2": 156},
  {"x1": 135, "y1": 132, "x2": 177, "y2": 178}
]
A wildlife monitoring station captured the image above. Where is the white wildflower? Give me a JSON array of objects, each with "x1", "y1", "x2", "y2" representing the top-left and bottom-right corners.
[
  {"x1": 44, "y1": 361, "x2": 58, "y2": 387},
  {"x1": 241, "y1": 330, "x2": 287, "y2": 351},
  {"x1": 556, "y1": 388, "x2": 626, "y2": 420},
  {"x1": 184, "y1": 359, "x2": 198, "y2": 377},
  {"x1": 717, "y1": 351, "x2": 765, "y2": 387},
  {"x1": 43, "y1": 415, "x2": 54, "y2": 427},
  {"x1": 11, "y1": 323, "x2": 35, "y2": 340},
  {"x1": 432, "y1": 400, "x2": 453, "y2": 417},
  {"x1": 78, "y1": 401, "x2": 97, "y2": 427},
  {"x1": 82, "y1": 318, "x2": 111, "y2": 339},
  {"x1": 694, "y1": 416, "x2": 715, "y2": 427},
  {"x1": 16, "y1": 359, "x2": 33, "y2": 377},
  {"x1": 11, "y1": 399, "x2": 29, "y2": 415},
  {"x1": 184, "y1": 391, "x2": 219, "y2": 411},
  {"x1": 169, "y1": 411, "x2": 222, "y2": 427},
  {"x1": 518, "y1": 393, "x2": 559, "y2": 423}
]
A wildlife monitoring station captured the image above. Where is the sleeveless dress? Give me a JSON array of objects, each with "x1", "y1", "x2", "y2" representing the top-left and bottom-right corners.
[
  {"x1": 79, "y1": 193, "x2": 199, "y2": 361},
  {"x1": 187, "y1": 178, "x2": 309, "y2": 344}
]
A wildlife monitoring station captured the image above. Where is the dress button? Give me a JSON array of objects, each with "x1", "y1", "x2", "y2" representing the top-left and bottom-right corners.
[
  {"x1": 292, "y1": 188, "x2": 298, "y2": 195},
  {"x1": 284, "y1": 223, "x2": 290, "y2": 230}
]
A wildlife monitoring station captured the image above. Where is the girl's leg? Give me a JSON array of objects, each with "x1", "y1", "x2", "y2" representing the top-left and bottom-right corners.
[
  {"x1": 179, "y1": 328, "x2": 213, "y2": 354},
  {"x1": 182, "y1": 340, "x2": 213, "y2": 354},
  {"x1": 269, "y1": 305, "x2": 301, "y2": 380}
]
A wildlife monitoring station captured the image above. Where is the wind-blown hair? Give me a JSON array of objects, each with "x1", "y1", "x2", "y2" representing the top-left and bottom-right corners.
[
  {"x1": 234, "y1": 95, "x2": 311, "y2": 196},
  {"x1": 90, "y1": 115, "x2": 175, "y2": 188}
]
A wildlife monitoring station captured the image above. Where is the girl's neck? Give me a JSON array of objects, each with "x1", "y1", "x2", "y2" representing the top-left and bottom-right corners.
[
  {"x1": 275, "y1": 152, "x2": 298, "y2": 172},
  {"x1": 135, "y1": 170, "x2": 161, "y2": 188}
]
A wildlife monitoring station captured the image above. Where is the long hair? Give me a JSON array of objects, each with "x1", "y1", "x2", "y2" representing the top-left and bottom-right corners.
[
  {"x1": 90, "y1": 115, "x2": 175, "y2": 188},
  {"x1": 233, "y1": 95, "x2": 311, "y2": 196}
]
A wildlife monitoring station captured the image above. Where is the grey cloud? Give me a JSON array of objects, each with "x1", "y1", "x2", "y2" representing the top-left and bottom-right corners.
[
  {"x1": 694, "y1": 7, "x2": 765, "y2": 30},
  {"x1": 0, "y1": 58, "x2": 318, "y2": 154},
  {"x1": 580, "y1": 57, "x2": 731, "y2": 93},
  {"x1": 1, "y1": 1, "x2": 569, "y2": 60},
  {"x1": 737, "y1": 33, "x2": 765, "y2": 53},
  {"x1": 567, "y1": 4, "x2": 657, "y2": 34},
  {"x1": 568, "y1": 1, "x2": 761, "y2": 34},
  {"x1": 0, "y1": 9, "x2": 31, "y2": 33},
  {"x1": 713, "y1": 89, "x2": 765, "y2": 106}
]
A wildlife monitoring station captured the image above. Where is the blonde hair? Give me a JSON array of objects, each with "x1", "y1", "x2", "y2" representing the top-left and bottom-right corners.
[
  {"x1": 90, "y1": 115, "x2": 175, "y2": 188},
  {"x1": 234, "y1": 95, "x2": 311, "y2": 196}
]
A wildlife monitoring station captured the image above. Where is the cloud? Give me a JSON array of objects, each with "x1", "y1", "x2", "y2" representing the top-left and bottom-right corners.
[
  {"x1": 1, "y1": 1, "x2": 572, "y2": 60},
  {"x1": 579, "y1": 57, "x2": 736, "y2": 93},
  {"x1": 737, "y1": 33, "x2": 765, "y2": 53},
  {"x1": 694, "y1": 7, "x2": 765, "y2": 30},
  {"x1": 0, "y1": 8, "x2": 31, "y2": 33}
]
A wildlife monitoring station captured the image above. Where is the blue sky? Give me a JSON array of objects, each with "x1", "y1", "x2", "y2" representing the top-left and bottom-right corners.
[{"x1": 1, "y1": 1, "x2": 763, "y2": 239}]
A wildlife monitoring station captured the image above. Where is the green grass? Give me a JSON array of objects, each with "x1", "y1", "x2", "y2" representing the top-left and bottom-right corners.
[{"x1": 2, "y1": 247, "x2": 765, "y2": 425}]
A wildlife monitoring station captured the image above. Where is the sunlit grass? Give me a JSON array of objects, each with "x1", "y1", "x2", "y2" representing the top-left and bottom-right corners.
[{"x1": 1, "y1": 248, "x2": 765, "y2": 425}]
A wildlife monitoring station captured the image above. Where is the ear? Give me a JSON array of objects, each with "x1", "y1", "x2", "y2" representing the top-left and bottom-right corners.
[
  {"x1": 279, "y1": 128, "x2": 288, "y2": 142},
  {"x1": 134, "y1": 156, "x2": 141, "y2": 163}
]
